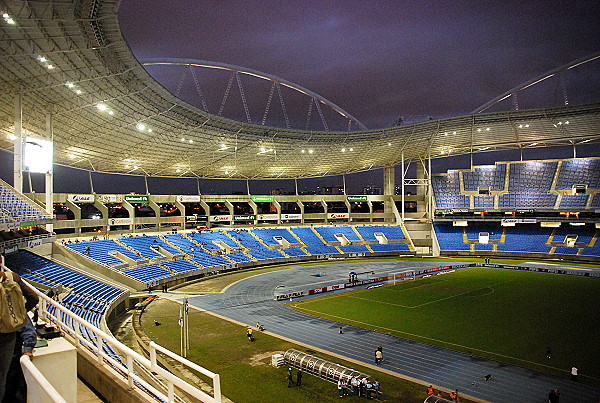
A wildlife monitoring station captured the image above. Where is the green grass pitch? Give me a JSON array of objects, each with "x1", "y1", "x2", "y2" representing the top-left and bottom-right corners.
[{"x1": 291, "y1": 267, "x2": 600, "y2": 384}]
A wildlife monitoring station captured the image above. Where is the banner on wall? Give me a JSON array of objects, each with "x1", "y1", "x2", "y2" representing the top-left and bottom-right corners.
[
  {"x1": 177, "y1": 195, "x2": 201, "y2": 203},
  {"x1": 124, "y1": 195, "x2": 150, "y2": 203},
  {"x1": 328, "y1": 213, "x2": 349, "y2": 219},
  {"x1": 258, "y1": 214, "x2": 279, "y2": 220},
  {"x1": 210, "y1": 215, "x2": 232, "y2": 222},
  {"x1": 281, "y1": 214, "x2": 302, "y2": 220},
  {"x1": 252, "y1": 196, "x2": 273, "y2": 202},
  {"x1": 68, "y1": 194, "x2": 95, "y2": 203},
  {"x1": 99, "y1": 194, "x2": 122, "y2": 203},
  {"x1": 108, "y1": 218, "x2": 133, "y2": 226}
]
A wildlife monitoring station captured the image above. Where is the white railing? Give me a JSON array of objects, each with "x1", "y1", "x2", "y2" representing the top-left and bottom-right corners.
[
  {"x1": 20, "y1": 355, "x2": 68, "y2": 403},
  {"x1": 35, "y1": 291, "x2": 222, "y2": 403}
]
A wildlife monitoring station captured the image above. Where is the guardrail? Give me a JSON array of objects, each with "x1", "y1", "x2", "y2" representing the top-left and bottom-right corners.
[
  {"x1": 35, "y1": 290, "x2": 222, "y2": 403},
  {"x1": 20, "y1": 355, "x2": 68, "y2": 403}
]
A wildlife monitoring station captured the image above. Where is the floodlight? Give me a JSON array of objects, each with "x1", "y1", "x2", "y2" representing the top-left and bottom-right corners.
[
  {"x1": 46, "y1": 64, "x2": 54, "y2": 69},
  {"x1": 96, "y1": 103, "x2": 107, "y2": 111},
  {"x1": 2, "y1": 13, "x2": 8, "y2": 18},
  {"x1": 136, "y1": 123, "x2": 146, "y2": 131},
  {"x1": 75, "y1": 89, "x2": 82, "y2": 94},
  {"x1": 24, "y1": 137, "x2": 53, "y2": 173}
]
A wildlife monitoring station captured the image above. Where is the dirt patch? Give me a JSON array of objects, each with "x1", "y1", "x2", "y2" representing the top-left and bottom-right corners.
[{"x1": 247, "y1": 351, "x2": 284, "y2": 367}]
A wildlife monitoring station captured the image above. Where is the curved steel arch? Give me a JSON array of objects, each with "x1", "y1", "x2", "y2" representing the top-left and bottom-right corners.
[
  {"x1": 141, "y1": 58, "x2": 369, "y2": 130},
  {"x1": 472, "y1": 52, "x2": 600, "y2": 114}
]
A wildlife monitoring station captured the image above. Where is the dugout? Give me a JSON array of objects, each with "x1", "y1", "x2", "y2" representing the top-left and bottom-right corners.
[{"x1": 283, "y1": 349, "x2": 369, "y2": 382}]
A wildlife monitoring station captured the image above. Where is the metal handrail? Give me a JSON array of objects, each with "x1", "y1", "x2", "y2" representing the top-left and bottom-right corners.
[{"x1": 36, "y1": 291, "x2": 221, "y2": 403}]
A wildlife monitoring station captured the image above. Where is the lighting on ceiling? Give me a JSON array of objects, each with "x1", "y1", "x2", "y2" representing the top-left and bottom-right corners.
[
  {"x1": 308, "y1": 149, "x2": 314, "y2": 154},
  {"x1": 96, "y1": 103, "x2": 107, "y2": 112},
  {"x1": 176, "y1": 169, "x2": 181, "y2": 173},
  {"x1": 180, "y1": 138, "x2": 185, "y2": 142},
  {"x1": 75, "y1": 89, "x2": 82, "y2": 94},
  {"x1": 341, "y1": 148, "x2": 346, "y2": 152},
  {"x1": 388, "y1": 143, "x2": 392, "y2": 146},
  {"x1": 46, "y1": 64, "x2": 54, "y2": 69},
  {"x1": 37, "y1": 55, "x2": 47, "y2": 63},
  {"x1": 68, "y1": 154, "x2": 76, "y2": 159},
  {"x1": 301, "y1": 150, "x2": 305, "y2": 153},
  {"x1": 7, "y1": 134, "x2": 16, "y2": 140},
  {"x1": 349, "y1": 148, "x2": 353, "y2": 151},
  {"x1": 188, "y1": 139, "x2": 193, "y2": 144},
  {"x1": 518, "y1": 124, "x2": 530, "y2": 128},
  {"x1": 3, "y1": 13, "x2": 15, "y2": 25},
  {"x1": 66, "y1": 82, "x2": 75, "y2": 88},
  {"x1": 108, "y1": 110, "x2": 114, "y2": 115},
  {"x1": 136, "y1": 123, "x2": 146, "y2": 131},
  {"x1": 224, "y1": 170, "x2": 229, "y2": 175}
]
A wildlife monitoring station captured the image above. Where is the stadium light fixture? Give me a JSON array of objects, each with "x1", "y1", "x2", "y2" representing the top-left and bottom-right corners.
[
  {"x1": 96, "y1": 103, "x2": 107, "y2": 112},
  {"x1": 66, "y1": 82, "x2": 75, "y2": 88},
  {"x1": 108, "y1": 110, "x2": 114, "y2": 115},
  {"x1": 136, "y1": 123, "x2": 146, "y2": 131},
  {"x1": 308, "y1": 149, "x2": 314, "y2": 154},
  {"x1": 342, "y1": 148, "x2": 346, "y2": 152},
  {"x1": 176, "y1": 169, "x2": 181, "y2": 173},
  {"x1": 37, "y1": 55, "x2": 47, "y2": 62},
  {"x1": 2, "y1": 13, "x2": 8, "y2": 18},
  {"x1": 349, "y1": 148, "x2": 353, "y2": 151},
  {"x1": 68, "y1": 154, "x2": 76, "y2": 159},
  {"x1": 46, "y1": 64, "x2": 54, "y2": 69},
  {"x1": 388, "y1": 143, "x2": 392, "y2": 146},
  {"x1": 180, "y1": 138, "x2": 185, "y2": 142},
  {"x1": 189, "y1": 139, "x2": 193, "y2": 143},
  {"x1": 301, "y1": 150, "x2": 305, "y2": 153}
]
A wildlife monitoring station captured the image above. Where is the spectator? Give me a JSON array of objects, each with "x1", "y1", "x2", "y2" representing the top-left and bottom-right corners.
[
  {"x1": 571, "y1": 366, "x2": 578, "y2": 382},
  {"x1": 0, "y1": 263, "x2": 39, "y2": 401},
  {"x1": 3, "y1": 317, "x2": 37, "y2": 402}
]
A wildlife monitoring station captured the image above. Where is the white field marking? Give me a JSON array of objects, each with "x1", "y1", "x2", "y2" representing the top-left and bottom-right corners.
[
  {"x1": 383, "y1": 279, "x2": 448, "y2": 293},
  {"x1": 409, "y1": 280, "x2": 513, "y2": 308},
  {"x1": 292, "y1": 305, "x2": 581, "y2": 375},
  {"x1": 343, "y1": 295, "x2": 414, "y2": 308}
]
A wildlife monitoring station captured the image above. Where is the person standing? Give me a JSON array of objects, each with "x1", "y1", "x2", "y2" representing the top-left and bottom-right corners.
[
  {"x1": 296, "y1": 369, "x2": 303, "y2": 386},
  {"x1": 0, "y1": 263, "x2": 39, "y2": 401},
  {"x1": 337, "y1": 378, "x2": 344, "y2": 397},
  {"x1": 427, "y1": 385, "x2": 434, "y2": 396},
  {"x1": 571, "y1": 366, "x2": 578, "y2": 382},
  {"x1": 375, "y1": 349, "x2": 383, "y2": 365},
  {"x1": 246, "y1": 327, "x2": 253, "y2": 341},
  {"x1": 3, "y1": 317, "x2": 37, "y2": 403},
  {"x1": 287, "y1": 367, "x2": 294, "y2": 388}
]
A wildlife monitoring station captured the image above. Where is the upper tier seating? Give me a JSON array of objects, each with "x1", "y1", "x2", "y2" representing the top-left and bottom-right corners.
[
  {"x1": 556, "y1": 159, "x2": 600, "y2": 189},
  {"x1": 463, "y1": 164, "x2": 506, "y2": 191},
  {"x1": 0, "y1": 180, "x2": 53, "y2": 222},
  {"x1": 434, "y1": 223, "x2": 599, "y2": 257},
  {"x1": 432, "y1": 172, "x2": 469, "y2": 208},
  {"x1": 508, "y1": 161, "x2": 558, "y2": 192},
  {"x1": 559, "y1": 194, "x2": 589, "y2": 209},
  {"x1": 498, "y1": 192, "x2": 557, "y2": 209}
]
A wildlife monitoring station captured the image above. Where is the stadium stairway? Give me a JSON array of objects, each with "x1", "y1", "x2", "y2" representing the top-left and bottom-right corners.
[
  {"x1": 311, "y1": 227, "x2": 344, "y2": 254},
  {"x1": 223, "y1": 231, "x2": 257, "y2": 262},
  {"x1": 352, "y1": 226, "x2": 374, "y2": 253},
  {"x1": 287, "y1": 229, "x2": 311, "y2": 256}
]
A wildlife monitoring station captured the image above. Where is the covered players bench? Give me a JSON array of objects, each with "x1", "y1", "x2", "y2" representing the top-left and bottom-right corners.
[{"x1": 283, "y1": 348, "x2": 369, "y2": 383}]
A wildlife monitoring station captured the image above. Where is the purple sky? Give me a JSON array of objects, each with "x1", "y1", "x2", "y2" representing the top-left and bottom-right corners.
[{"x1": 119, "y1": 0, "x2": 600, "y2": 129}]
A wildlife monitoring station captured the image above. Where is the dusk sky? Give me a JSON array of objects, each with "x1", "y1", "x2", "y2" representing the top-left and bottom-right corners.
[
  {"x1": 2, "y1": 1, "x2": 599, "y2": 195},
  {"x1": 119, "y1": 0, "x2": 600, "y2": 129}
]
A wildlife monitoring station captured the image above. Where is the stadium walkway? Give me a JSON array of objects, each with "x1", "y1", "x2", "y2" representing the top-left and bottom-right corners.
[{"x1": 168, "y1": 262, "x2": 599, "y2": 403}]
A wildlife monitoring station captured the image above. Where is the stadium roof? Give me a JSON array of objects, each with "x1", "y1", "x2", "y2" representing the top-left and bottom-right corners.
[{"x1": 1, "y1": 0, "x2": 599, "y2": 180}]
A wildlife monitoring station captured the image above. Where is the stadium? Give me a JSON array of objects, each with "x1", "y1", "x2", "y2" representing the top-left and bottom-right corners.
[{"x1": 0, "y1": 1, "x2": 599, "y2": 402}]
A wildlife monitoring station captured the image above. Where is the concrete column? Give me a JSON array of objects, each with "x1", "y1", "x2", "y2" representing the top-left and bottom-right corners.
[
  {"x1": 45, "y1": 111, "x2": 54, "y2": 232},
  {"x1": 14, "y1": 93, "x2": 23, "y2": 192},
  {"x1": 383, "y1": 165, "x2": 395, "y2": 222}
]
